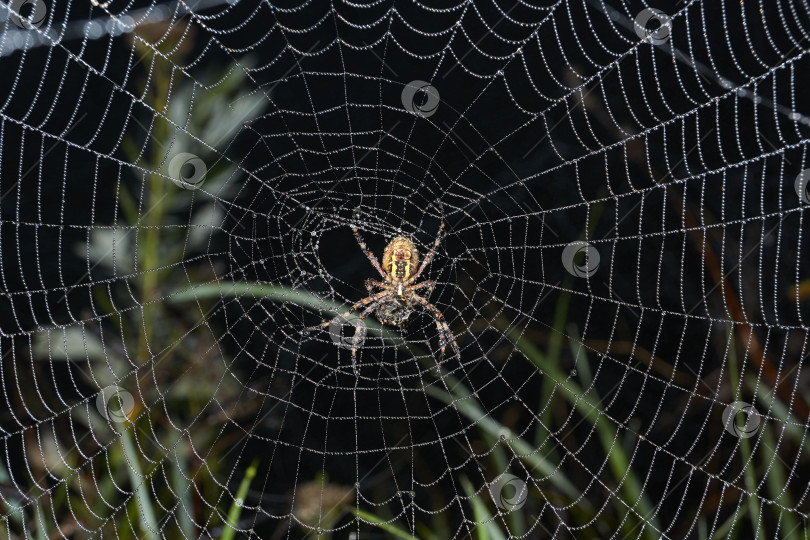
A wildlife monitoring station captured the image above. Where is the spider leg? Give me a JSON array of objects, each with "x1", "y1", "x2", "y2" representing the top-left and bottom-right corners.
[
  {"x1": 304, "y1": 290, "x2": 388, "y2": 332},
  {"x1": 349, "y1": 301, "x2": 383, "y2": 374},
  {"x1": 351, "y1": 225, "x2": 389, "y2": 281},
  {"x1": 411, "y1": 293, "x2": 459, "y2": 371},
  {"x1": 406, "y1": 217, "x2": 445, "y2": 285},
  {"x1": 365, "y1": 278, "x2": 386, "y2": 294},
  {"x1": 410, "y1": 280, "x2": 435, "y2": 294}
]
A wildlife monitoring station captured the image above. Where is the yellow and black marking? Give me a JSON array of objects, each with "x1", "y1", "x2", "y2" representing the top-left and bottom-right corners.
[
  {"x1": 393, "y1": 259, "x2": 410, "y2": 280},
  {"x1": 382, "y1": 236, "x2": 419, "y2": 289}
]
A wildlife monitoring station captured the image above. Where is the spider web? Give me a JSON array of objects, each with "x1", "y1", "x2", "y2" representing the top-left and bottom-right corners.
[{"x1": 1, "y1": 0, "x2": 809, "y2": 538}]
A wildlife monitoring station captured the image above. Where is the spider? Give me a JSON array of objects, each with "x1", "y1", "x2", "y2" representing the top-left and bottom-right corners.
[{"x1": 308, "y1": 217, "x2": 458, "y2": 373}]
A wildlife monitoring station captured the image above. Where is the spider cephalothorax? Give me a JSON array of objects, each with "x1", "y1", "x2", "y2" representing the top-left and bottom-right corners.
[{"x1": 308, "y1": 219, "x2": 459, "y2": 373}]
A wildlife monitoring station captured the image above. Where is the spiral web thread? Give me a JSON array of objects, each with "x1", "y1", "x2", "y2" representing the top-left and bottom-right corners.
[{"x1": 1, "y1": 0, "x2": 809, "y2": 538}]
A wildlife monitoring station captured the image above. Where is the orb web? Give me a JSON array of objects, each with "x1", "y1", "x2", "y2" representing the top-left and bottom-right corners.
[{"x1": 1, "y1": 0, "x2": 809, "y2": 538}]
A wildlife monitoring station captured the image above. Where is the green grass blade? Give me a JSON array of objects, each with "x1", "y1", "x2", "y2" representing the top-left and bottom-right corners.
[
  {"x1": 171, "y1": 282, "x2": 351, "y2": 318},
  {"x1": 535, "y1": 281, "x2": 573, "y2": 451},
  {"x1": 169, "y1": 282, "x2": 406, "y2": 342},
  {"x1": 415, "y1": 521, "x2": 444, "y2": 540},
  {"x1": 119, "y1": 426, "x2": 160, "y2": 540},
  {"x1": 170, "y1": 438, "x2": 195, "y2": 538},
  {"x1": 32, "y1": 499, "x2": 47, "y2": 540},
  {"x1": 351, "y1": 507, "x2": 418, "y2": 540},
  {"x1": 725, "y1": 325, "x2": 765, "y2": 539},
  {"x1": 424, "y1": 381, "x2": 580, "y2": 502},
  {"x1": 491, "y1": 315, "x2": 660, "y2": 538},
  {"x1": 459, "y1": 475, "x2": 507, "y2": 540},
  {"x1": 221, "y1": 457, "x2": 259, "y2": 540},
  {"x1": 712, "y1": 503, "x2": 745, "y2": 540},
  {"x1": 0, "y1": 461, "x2": 25, "y2": 532},
  {"x1": 753, "y1": 383, "x2": 810, "y2": 461},
  {"x1": 760, "y1": 421, "x2": 800, "y2": 537}
]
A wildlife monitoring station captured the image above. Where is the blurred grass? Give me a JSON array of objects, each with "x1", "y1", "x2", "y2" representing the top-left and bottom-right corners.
[
  {"x1": 459, "y1": 475, "x2": 507, "y2": 540},
  {"x1": 221, "y1": 458, "x2": 259, "y2": 540},
  {"x1": 350, "y1": 508, "x2": 419, "y2": 540}
]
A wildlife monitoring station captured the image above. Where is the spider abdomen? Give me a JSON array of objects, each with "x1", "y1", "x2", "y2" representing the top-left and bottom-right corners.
[{"x1": 375, "y1": 296, "x2": 413, "y2": 328}]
